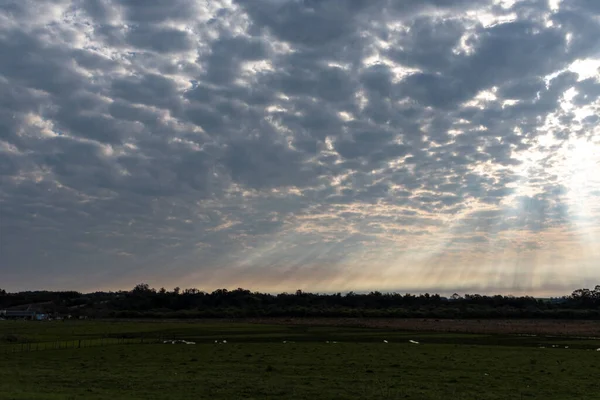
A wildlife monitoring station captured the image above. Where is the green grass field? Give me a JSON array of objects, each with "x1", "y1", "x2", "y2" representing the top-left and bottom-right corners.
[{"x1": 1, "y1": 320, "x2": 599, "y2": 399}]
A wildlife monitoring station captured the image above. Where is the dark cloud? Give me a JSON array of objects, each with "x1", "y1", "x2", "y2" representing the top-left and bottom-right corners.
[
  {"x1": 202, "y1": 35, "x2": 269, "y2": 84},
  {"x1": 125, "y1": 26, "x2": 195, "y2": 53},
  {"x1": 119, "y1": 0, "x2": 199, "y2": 23},
  {"x1": 111, "y1": 73, "x2": 180, "y2": 109},
  {"x1": 237, "y1": 0, "x2": 365, "y2": 46},
  {"x1": 385, "y1": 16, "x2": 466, "y2": 72}
]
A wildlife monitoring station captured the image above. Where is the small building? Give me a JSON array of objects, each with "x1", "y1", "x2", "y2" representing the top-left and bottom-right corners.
[{"x1": 0, "y1": 310, "x2": 48, "y2": 320}]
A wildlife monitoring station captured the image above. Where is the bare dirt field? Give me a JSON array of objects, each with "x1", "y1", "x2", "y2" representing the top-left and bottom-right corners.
[{"x1": 244, "y1": 317, "x2": 600, "y2": 337}]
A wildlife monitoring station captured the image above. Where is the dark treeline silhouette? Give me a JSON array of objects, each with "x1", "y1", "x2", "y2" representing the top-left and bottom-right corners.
[{"x1": 1, "y1": 285, "x2": 599, "y2": 320}]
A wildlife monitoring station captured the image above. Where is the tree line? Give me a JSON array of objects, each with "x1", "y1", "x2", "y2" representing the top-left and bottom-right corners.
[{"x1": 1, "y1": 285, "x2": 599, "y2": 320}]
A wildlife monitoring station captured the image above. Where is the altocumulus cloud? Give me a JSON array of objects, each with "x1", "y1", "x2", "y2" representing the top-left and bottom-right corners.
[{"x1": 0, "y1": 0, "x2": 599, "y2": 295}]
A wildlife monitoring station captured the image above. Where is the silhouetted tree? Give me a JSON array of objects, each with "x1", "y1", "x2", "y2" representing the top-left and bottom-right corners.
[{"x1": 1, "y1": 284, "x2": 598, "y2": 320}]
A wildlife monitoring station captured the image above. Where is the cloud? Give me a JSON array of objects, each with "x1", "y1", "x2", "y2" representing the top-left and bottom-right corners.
[{"x1": 0, "y1": 0, "x2": 599, "y2": 294}]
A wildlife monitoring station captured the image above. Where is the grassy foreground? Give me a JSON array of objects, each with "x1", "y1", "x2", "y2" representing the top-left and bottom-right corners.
[{"x1": 1, "y1": 320, "x2": 599, "y2": 400}]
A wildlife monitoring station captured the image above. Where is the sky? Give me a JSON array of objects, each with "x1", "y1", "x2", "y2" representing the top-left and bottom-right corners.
[{"x1": 0, "y1": 0, "x2": 599, "y2": 296}]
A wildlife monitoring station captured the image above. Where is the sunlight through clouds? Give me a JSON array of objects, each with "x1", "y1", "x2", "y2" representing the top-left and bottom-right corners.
[
  {"x1": 564, "y1": 136, "x2": 600, "y2": 253},
  {"x1": 0, "y1": 0, "x2": 599, "y2": 294}
]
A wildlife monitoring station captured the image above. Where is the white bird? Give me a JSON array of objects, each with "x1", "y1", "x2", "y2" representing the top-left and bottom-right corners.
[
  {"x1": 383, "y1": 340, "x2": 388, "y2": 343},
  {"x1": 409, "y1": 340, "x2": 420, "y2": 344},
  {"x1": 222, "y1": 340, "x2": 227, "y2": 344}
]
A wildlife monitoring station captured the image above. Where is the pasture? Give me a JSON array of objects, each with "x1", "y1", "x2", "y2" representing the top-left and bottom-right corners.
[{"x1": 1, "y1": 320, "x2": 599, "y2": 399}]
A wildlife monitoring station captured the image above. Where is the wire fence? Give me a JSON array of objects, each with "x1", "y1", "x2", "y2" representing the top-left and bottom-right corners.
[{"x1": 1, "y1": 336, "x2": 159, "y2": 354}]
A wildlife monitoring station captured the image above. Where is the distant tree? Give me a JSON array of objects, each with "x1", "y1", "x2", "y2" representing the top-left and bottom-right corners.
[
  {"x1": 2, "y1": 283, "x2": 599, "y2": 320},
  {"x1": 133, "y1": 283, "x2": 151, "y2": 293}
]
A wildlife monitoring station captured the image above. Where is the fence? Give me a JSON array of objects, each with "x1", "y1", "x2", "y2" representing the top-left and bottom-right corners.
[{"x1": 1, "y1": 336, "x2": 158, "y2": 354}]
